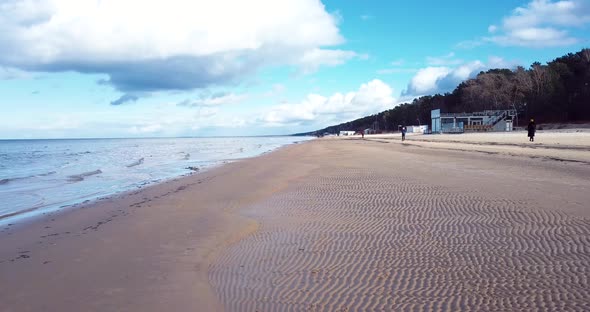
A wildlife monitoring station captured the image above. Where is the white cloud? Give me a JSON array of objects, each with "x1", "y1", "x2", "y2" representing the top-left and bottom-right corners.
[
  {"x1": 504, "y1": 0, "x2": 590, "y2": 28},
  {"x1": 0, "y1": 102, "x2": 247, "y2": 138},
  {"x1": 0, "y1": 0, "x2": 354, "y2": 91},
  {"x1": 486, "y1": 0, "x2": 590, "y2": 47},
  {"x1": 297, "y1": 48, "x2": 360, "y2": 74},
  {"x1": 178, "y1": 92, "x2": 247, "y2": 107},
  {"x1": 125, "y1": 105, "x2": 237, "y2": 135},
  {"x1": 403, "y1": 67, "x2": 452, "y2": 96},
  {"x1": 403, "y1": 57, "x2": 519, "y2": 96},
  {"x1": 260, "y1": 79, "x2": 397, "y2": 127},
  {"x1": 489, "y1": 27, "x2": 579, "y2": 46}
]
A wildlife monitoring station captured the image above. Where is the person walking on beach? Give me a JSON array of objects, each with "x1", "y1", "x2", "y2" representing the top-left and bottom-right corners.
[
  {"x1": 527, "y1": 119, "x2": 536, "y2": 142},
  {"x1": 401, "y1": 126, "x2": 407, "y2": 142}
]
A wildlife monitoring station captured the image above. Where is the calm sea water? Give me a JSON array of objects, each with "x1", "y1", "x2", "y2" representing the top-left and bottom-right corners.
[{"x1": 0, "y1": 136, "x2": 311, "y2": 223}]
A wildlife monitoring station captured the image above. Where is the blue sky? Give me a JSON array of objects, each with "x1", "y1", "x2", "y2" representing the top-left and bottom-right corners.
[{"x1": 0, "y1": 0, "x2": 589, "y2": 139}]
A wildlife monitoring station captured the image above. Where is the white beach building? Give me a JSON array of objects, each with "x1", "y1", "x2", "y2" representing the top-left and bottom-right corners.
[{"x1": 431, "y1": 109, "x2": 516, "y2": 134}]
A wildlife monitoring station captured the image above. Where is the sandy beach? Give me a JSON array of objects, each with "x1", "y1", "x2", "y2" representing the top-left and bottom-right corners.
[
  {"x1": 364, "y1": 130, "x2": 590, "y2": 164},
  {"x1": 1, "y1": 133, "x2": 590, "y2": 311}
]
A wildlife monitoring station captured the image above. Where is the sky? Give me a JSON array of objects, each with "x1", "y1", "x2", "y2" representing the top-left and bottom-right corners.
[{"x1": 0, "y1": 0, "x2": 589, "y2": 139}]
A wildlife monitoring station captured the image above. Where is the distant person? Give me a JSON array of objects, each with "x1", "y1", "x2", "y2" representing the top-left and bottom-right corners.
[
  {"x1": 361, "y1": 130, "x2": 364, "y2": 139},
  {"x1": 401, "y1": 126, "x2": 407, "y2": 141},
  {"x1": 527, "y1": 119, "x2": 536, "y2": 142}
]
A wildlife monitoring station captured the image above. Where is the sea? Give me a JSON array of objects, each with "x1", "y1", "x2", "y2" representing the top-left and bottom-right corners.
[{"x1": 0, "y1": 136, "x2": 312, "y2": 224}]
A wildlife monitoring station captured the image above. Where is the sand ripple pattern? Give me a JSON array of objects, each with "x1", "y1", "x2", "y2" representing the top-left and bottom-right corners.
[{"x1": 210, "y1": 169, "x2": 590, "y2": 311}]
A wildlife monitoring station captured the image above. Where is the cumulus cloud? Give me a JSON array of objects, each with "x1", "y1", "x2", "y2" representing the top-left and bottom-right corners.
[
  {"x1": 0, "y1": 0, "x2": 354, "y2": 91},
  {"x1": 402, "y1": 67, "x2": 452, "y2": 96},
  {"x1": 402, "y1": 57, "x2": 519, "y2": 96},
  {"x1": 260, "y1": 79, "x2": 397, "y2": 127},
  {"x1": 485, "y1": 0, "x2": 590, "y2": 47}
]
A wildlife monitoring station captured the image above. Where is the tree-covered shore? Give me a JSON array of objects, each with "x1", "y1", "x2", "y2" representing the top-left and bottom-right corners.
[{"x1": 299, "y1": 49, "x2": 590, "y2": 135}]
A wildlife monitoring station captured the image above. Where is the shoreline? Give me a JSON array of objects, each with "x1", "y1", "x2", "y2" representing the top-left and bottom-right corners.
[
  {"x1": 0, "y1": 138, "x2": 311, "y2": 226},
  {"x1": 2, "y1": 135, "x2": 589, "y2": 311},
  {"x1": 0, "y1": 140, "x2": 319, "y2": 311},
  {"x1": 0, "y1": 165, "x2": 214, "y2": 227}
]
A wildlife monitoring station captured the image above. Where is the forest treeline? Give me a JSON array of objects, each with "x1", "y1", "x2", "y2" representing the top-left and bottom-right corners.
[{"x1": 301, "y1": 48, "x2": 590, "y2": 135}]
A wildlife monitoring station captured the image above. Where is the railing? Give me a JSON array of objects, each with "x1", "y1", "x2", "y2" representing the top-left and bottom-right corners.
[
  {"x1": 440, "y1": 109, "x2": 517, "y2": 119},
  {"x1": 489, "y1": 111, "x2": 507, "y2": 127}
]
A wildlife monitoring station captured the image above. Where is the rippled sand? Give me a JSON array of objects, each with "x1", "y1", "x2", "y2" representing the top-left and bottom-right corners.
[
  {"x1": 211, "y1": 138, "x2": 590, "y2": 311},
  {"x1": 1, "y1": 137, "x2": 589, "y2": 311}
]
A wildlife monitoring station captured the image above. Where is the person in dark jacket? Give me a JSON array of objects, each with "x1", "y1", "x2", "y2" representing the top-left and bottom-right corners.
[
  {"x1": 401, "y1": 126, "x2": 407, "y2": 141},
  {"x1": 527, "y1": 119, "x2": 536, "y2": 142}
]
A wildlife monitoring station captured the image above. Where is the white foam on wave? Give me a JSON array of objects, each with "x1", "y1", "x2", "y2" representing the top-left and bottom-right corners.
[
  {"x1": 0, "y1": 171, "x2": 57, "y2": 185},
  {"x1": 126, "y1": 158, "x2": 144, "y2": 168},
  {"x1": 67, "y1": 169, "x2": 103, "y2": 182}
]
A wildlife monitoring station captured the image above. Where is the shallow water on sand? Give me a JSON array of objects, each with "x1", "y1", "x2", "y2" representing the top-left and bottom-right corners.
[{"x1": 0, "y1": 136, "x2": 311, "y2": 222}]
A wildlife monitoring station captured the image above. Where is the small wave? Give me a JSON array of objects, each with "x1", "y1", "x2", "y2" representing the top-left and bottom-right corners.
[
  {"x1": 65, "y1": 151, "x2": 92, "y2": 157},
  {"x1": 0, "y1": 171, "x2": 57, "y2": 185},
  {"x1": 126, "y1": 158, "x2": 144, "y2": 168},
  {"x1": 178, "y1": 152, "x2": 191, "y2": 160},
  {"x1": 38, "y1": 171, "x2": 57, "y2": 177},
  {"x1": 68, "y1": 169, "x2": 102, "y2": 182}
]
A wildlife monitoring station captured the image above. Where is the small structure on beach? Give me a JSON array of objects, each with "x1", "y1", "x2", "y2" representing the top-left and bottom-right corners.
[
  {"x1": 431, "y1": 109, "x2": 516, "y2": 134},
  {"x1": 339, "y1": 131, "x2": 356, "y2": 136}
]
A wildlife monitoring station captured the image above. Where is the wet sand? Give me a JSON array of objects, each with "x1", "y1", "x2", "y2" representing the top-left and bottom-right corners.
[{"x1": 2, "y1": 135, "x2": 590, "y2": 311}]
